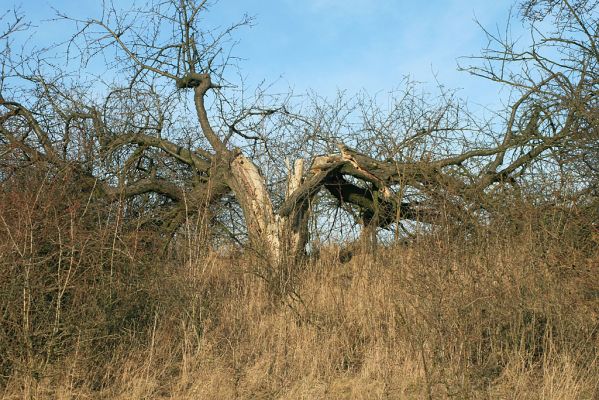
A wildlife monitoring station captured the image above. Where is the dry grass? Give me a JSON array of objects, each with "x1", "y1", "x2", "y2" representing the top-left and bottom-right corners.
[{"x1": 1, "y1": 171, "x2": 598, "y2": 399}]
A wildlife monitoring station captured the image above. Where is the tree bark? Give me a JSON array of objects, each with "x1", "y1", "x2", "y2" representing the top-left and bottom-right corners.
[{"x1": 226, "y1": 154, "x2": 310, "y2": 267}]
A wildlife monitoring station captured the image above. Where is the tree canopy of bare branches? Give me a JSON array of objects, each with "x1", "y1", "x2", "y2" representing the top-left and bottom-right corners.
[{"x1": 1, "y1": 0, "x2": 596, "y2": 271}]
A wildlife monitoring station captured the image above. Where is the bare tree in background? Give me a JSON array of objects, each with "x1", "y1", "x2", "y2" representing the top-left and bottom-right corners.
[
  {"x1": 1, "y1": 0, "x2": 596, "y2": 277},
  {"x1": 463, "y1": 0, "x2": 598, "y2": 197}
]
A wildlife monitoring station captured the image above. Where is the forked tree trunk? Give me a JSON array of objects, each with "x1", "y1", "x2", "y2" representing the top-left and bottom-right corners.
[
  {"x1": 186, "y1": 74, "x2": 310, "y2": 268},
  {"x1": 227, "y1": 154, "x2": 308, "y2": 268}
]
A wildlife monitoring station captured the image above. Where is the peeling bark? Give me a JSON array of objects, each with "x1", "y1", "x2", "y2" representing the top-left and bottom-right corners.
[{"x1": 228, "y1": 154, "x2": 310, "y2": 266}]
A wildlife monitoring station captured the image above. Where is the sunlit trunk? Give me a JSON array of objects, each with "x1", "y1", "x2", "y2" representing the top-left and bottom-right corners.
[{"x1": 228, "y1": 155, "x2": 308, "y2": 268}]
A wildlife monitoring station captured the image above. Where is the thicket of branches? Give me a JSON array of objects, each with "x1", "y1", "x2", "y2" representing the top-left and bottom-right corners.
[
  {"x1": 1, "y1": 0, "x2": 597, "y2": 266},
  {"x1": 0, "y1": 0, "x2": 597, "y2": 397}
]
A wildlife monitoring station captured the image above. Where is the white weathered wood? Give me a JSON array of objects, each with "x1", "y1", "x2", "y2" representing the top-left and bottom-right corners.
[
  {"x1": 286, "y1": 158, "x2": 304, "y2": 198},
  {"x1": 228, "y1": 154, "x2": 308, "y2": 266}
]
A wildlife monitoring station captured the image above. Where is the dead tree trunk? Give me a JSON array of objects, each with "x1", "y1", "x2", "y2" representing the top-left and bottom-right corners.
[
  {"x1": 185, "y1": 73, "x2": 313, "y2": 269},
  {"x1": 227, "y1": 154, "x2": 309, "y2": 267}
]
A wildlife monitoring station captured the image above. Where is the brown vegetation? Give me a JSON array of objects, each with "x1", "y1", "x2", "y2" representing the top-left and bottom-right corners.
[
  {"x1": 0, "y1": 0, "x2": 597, "y2": 398},
  {"x1": 0, "y1": 168, "x2": 597, "y2": 399}
]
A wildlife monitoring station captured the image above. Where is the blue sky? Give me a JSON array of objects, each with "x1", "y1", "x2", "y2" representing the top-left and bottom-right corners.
[{"x1": 8, "y1": 0, "x2": 523, "y2": 107}]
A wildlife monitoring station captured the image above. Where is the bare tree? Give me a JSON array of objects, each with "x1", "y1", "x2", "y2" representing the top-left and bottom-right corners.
[
  {"x1": 1, "y1": 0, "x2": 596, "y2": 275},
  {"x1": 462, "y1": 0, "x2": 598, "y2": 198}
]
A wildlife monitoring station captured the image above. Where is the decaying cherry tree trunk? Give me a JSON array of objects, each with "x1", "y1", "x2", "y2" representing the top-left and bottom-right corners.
[
  {"x1": 185, "y1": 73, "x2": 312, "y2": 268},
  {"x1": 227, "y1": 154, "x2": 309, "y2": 267}
]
